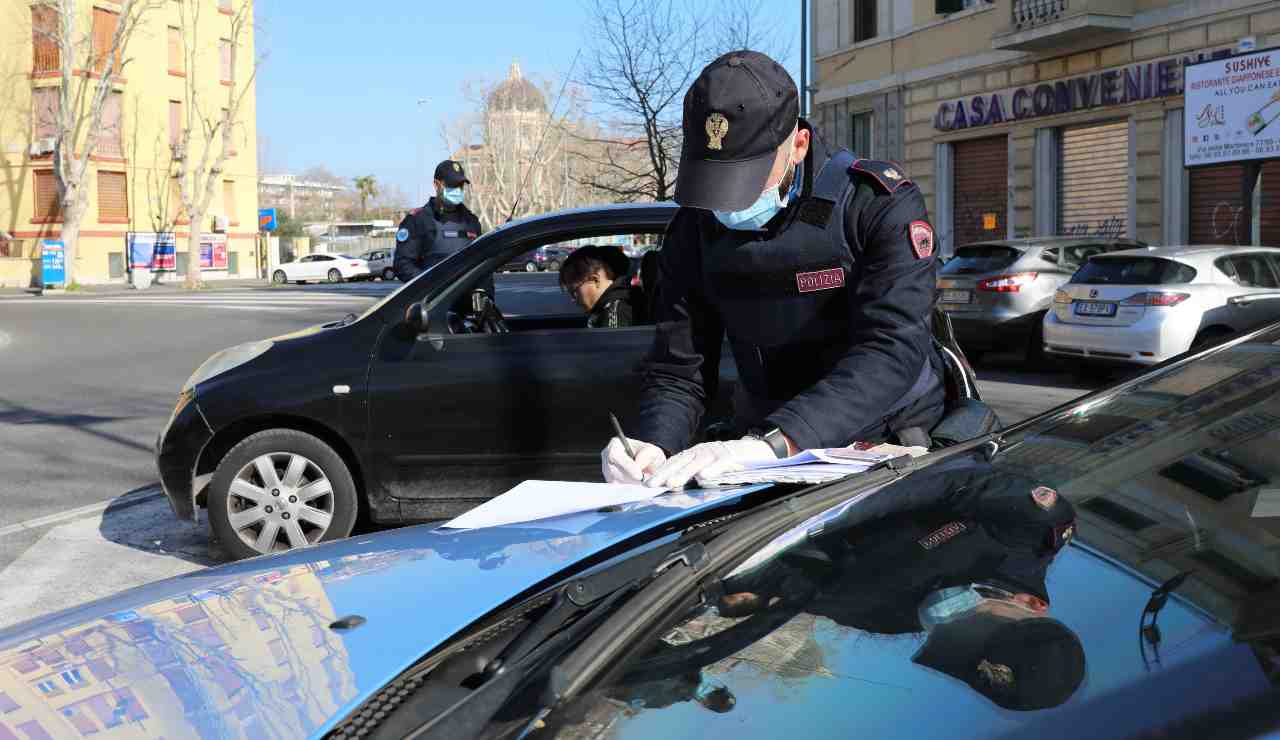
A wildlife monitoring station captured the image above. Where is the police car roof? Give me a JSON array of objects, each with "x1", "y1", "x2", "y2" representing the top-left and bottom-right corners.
[{"x1": 958, "y1": 236, "x2": 1146, "y2": 251}]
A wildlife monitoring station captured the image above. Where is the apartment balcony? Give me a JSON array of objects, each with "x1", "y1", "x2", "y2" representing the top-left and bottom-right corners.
[{"x1": 993, "y1": 0, "x2": 1135, "y2": 52}]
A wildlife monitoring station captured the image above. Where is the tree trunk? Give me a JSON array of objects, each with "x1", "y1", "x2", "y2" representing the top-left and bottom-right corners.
[
  {"x1": 185, "y1": 209, "x2": 206, "y2": 288},
  {"x1": 58, "y1": 209, "x2": 82, "y2": 288}
]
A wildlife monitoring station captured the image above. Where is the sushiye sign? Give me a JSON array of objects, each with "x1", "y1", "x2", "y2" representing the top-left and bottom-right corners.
[
  {"x1": 1184, "y1": 47, "x2": 1280, "y2": 167},
  {"x1": 934, "y1": 44, "x2": 1238, "y2": 132}
]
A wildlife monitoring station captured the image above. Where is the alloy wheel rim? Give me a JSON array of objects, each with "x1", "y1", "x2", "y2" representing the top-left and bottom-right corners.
[{"x1": 227, "y1": 452, "x2": 335, "y2": 553}]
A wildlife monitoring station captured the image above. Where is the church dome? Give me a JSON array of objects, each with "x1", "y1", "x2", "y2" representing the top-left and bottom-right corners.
[{"x1": 487, "y1": 61, "x2": 547, "y2": 113}]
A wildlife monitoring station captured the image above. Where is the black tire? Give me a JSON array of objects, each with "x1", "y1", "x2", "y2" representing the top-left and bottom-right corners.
[
  {"x1": 327, "y1": 268, "x2": 343, "y2": 284},
  {"x1": 1025, "y1": 313, "x2": 1047, "y2": 368},
  {"x1": 1192, "y1": 327, "x2": 1233, "y2": 351},
  {"x1": 272, "y1": 270, "x2": 287, "y2": 284},
  {"x1": 295, "y1": 281, "x2": 306, "y2": 285},
  {"x1": 525, "y1": 262, "x2": 538, "y2": 272},
  {"x1": 382, "y1": 267, "x2": 395, "y2": 281},
  {"x1": 547, "y1": 260, "x2": 562, "y2": 272},
  {"x1": 208, "y1": 429, "x2": 358, "y2": 560}
]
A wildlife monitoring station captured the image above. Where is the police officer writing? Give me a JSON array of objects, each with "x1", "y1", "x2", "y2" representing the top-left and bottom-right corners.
[
  {"x1": 603, "y1": 50, "x2": 946, "y2": 488},
  {"x1": 393, "y1": 159, "x2": 484, "y2": 282}
]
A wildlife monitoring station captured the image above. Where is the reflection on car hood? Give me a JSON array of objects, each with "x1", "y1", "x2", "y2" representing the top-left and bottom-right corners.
[{"x1": 0, "y1": 486, "x2": 769, "y2": 739}]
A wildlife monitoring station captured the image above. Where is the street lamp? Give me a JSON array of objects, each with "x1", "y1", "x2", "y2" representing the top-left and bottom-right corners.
[{"x1": 417, "y1": 98, "x2": 432, "y2": 205}]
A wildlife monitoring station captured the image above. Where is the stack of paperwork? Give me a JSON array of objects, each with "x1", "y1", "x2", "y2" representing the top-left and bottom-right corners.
[{"x1": 696, "y1": 443, "x2": 927, "y2": 487}]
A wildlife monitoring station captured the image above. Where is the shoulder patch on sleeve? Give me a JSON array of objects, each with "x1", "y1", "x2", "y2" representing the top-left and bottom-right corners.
[
  {"x1": 850, "y1": 159, "x2": 912, "y2": 194},
  {"x1": 909, "y1": 220, "x2": 934, "y2": 259},
  {"x1": 396, "y1": 228, "x2": 410, "y2": 242}
]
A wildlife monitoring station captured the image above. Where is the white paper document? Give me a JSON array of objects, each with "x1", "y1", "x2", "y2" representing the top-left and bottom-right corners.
[
  {"x1": 699, "y1": 443, "x2": 928, "y2": 487},
  {"x1": 441, "y1": 480, "x2": 668, "y2": 530}
]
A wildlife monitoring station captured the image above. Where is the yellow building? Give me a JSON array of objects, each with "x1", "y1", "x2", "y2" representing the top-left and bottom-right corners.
[
  {"x1": 0, "y1": 0, "x2": 260, "y2": 286},
  {"x1": 809, "y1": 0, "x2": 1280, "y2": 255}
]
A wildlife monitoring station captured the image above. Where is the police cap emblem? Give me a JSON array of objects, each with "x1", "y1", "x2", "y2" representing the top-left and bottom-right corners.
[
  {"x1": 706, "y1": 112, "x2": 729, "y2": 151},
  {"x1": 1031, "y1": 486, "x2": 1058, "y2": 510},
  {"x1": 396, "y1": 228, "x2": 410, "y2": 242},
  {"x1": 884, "y1": 167, "x2": 902, "y2": 180},
  {"x1": 453, "y1": 162, "x2": 461, "y2": 172}
]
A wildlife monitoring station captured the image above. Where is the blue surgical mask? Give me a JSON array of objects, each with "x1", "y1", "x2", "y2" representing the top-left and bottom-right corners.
[
  {"x1": 712, "y1": 163, "x2": 801, "y2": 231},
  {"x1": 442, "y1": 186, "x2": 465, "y2": 206}
]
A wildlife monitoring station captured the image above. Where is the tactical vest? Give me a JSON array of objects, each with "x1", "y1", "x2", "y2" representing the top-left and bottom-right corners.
[
  {"x1": 700, "y1": 149, "x2": 937, "y2": 432},
  {"x1": 424, "y1": 209, "x2": 478, "y2": 268}
]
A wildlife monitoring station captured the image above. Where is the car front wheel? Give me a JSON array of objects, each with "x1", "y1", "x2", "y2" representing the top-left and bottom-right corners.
[
  {"x1": 272, "y1": 270, "x2": 287, "y2": 284},
  {"x1": 547, "y1": 260, "x2": 562, "y2": 272},
  {"x1": 327, "y1": 269, "x2": 343, "y2": 283},
  {"x1": 382, "y1": 267, "x2": 395, "y2": 281},
  {"x1": 208, "y1": 429, "x2": 358, "y2": 560},
  {"x1": 525, "y1": 262, "x2": 538, "y2": 272}
]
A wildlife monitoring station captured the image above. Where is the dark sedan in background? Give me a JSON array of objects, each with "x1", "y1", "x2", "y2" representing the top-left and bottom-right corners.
[{"x1": 18, "y1": 321, "x2": 1280, "y2": 738}]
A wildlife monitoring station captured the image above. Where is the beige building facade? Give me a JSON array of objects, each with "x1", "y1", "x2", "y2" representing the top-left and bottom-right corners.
[
  {"x1": 0, "y1": 0, "x2": 260, "y2": 286},
  {"x1": 810, "y1": 0, "x2": 1280, "y2": 256}
]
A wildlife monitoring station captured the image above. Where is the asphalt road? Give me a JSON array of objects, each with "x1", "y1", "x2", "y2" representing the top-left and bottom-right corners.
[{"x1": 0, "y1": 274, "x2": 1101, "y2": 627}]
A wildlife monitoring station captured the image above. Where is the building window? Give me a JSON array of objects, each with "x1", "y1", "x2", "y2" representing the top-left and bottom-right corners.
[
  {"x1": 851, "y1": 111, "x2": 873, "y2": 157},
  {"x1": 97, "y1": 171, "x2": 128, "y2": 222},
  {"x1": 31, "y1": 6, "x2": 59, "y2": 74},
  {"x1": 98, "y1": 91, "x2": 124, "y2": 158},
  {"x1": 0, "y1": 691, "x2": 18, "y2": 713},
  {"x1": 34, "y1": 680, "x2": 60, "y2": 697},
  {"x1": 222, "y1": 107, "x2": 237, "y2": 155},
  {"x1": 849, "y1": 0, "x2": 877, "y2": 44},
  {"x1": 219, "y1": 39, "x2": 231, "y2": 83},
  {"x1": 223, "y1": 180, "x2": 237, "y2": 224},
  {"x1": 32, "y1": 88, "x2": 60, "y2": 142},
  {"x1": 169, "y1": 100, "x2": 182, "y2": 148},
  {"x1": 167, "y1": 26, "x2": 183, "y2": 75},
  {"x1": 61, "y1": 669, "x2": 87, "y2": 689},
  {"x1": 17, "y1": 721, "x2": 54, "y2": 740},
  {"x1": 34, "y1": 171, "x2": 61, "y2": 222},
  {"x1": 91, "y1": 8, "x2": 121, "y2": 75},
  {"x1": 218, "y1": 0, "x2": 233, "y2": 13}
]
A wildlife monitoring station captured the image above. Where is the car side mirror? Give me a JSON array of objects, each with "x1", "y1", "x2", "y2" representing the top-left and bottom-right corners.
[{"x1": 404, "y1": 302, "x2": 429, "y2": 333}]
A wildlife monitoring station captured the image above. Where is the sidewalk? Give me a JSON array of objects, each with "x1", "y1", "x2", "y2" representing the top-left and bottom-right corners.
[{"x1": 0, "y1": 278, "x2": 270, "y2": 298}]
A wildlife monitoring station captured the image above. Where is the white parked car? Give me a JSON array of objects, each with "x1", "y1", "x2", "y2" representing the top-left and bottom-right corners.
[
  {"x1": 1044, "y1": 245, "x2": 1280, "y2": 371},
  {"x1": 363, "y1": 248, "x2": 395, "y2": 281},
  {"x1": 271, "y1": 253, "x2": 370, "y2": 284}
]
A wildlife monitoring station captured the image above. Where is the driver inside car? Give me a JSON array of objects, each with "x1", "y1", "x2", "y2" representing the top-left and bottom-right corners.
[{"x1": 559, "y1": 245, "x2": 641, "y2": 329}]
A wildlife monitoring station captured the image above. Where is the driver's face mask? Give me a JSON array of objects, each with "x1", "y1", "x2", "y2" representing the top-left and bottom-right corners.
[{"x1": 442, "y1": 186, "x2": 465, "y2": 205}]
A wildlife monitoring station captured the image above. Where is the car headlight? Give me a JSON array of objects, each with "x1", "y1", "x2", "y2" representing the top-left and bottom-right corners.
[{"x1": 181, "y1": 340, "x2": 273, "y2": 392}]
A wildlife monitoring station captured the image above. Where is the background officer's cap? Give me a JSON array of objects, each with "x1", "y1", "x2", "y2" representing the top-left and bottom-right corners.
[
  {"x1": 676, "y1": 50, "x2": 799, "y2": 212},
  {"x1": 914, "y1": 615, "x2": 1086, "y2": 711},
  {"x1": 434, "y1": 160, "x2": 470, "y2": 187}
]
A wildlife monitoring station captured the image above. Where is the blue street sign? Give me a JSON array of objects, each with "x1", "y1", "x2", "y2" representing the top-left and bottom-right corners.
[
  {"x1": 41, "y1": 240, "x2": 65, "y2": 289},
  {"x1": 258, "y1": 208, "x2": 278, "y2": 232}
]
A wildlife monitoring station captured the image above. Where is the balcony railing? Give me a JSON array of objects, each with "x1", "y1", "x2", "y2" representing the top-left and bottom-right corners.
[
  {"x1": 33, "y1": 44, "x2": 59, "y2": 74},
  {"x1": 1013, "y1": 0, "x2": 1067, "y2": 30}
]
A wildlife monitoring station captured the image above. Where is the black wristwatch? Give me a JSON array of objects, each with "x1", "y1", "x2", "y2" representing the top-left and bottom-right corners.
[{"x1": 748, "y1": 427, "x2": 790, "y2": 459}]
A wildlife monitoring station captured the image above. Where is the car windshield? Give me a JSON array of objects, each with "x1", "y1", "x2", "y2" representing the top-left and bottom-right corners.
[
  {"x1": 941, "y1": 245, "x2": 1021, "y2": 274},
  {"x1": 1072, "y1": 257, "x2": 1197, "y2": 285},
  {"x1": 521, "y1": 325, "x2": 1280, "y2": 739}
]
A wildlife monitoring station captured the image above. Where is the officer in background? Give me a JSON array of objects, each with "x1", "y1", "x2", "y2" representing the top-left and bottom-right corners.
[
  {"x1": 393, "y1": 159, "x2": 484, "y2": 282},
  {"x1": 603, "y1": 50, "x2": 946, "y2": 489}
]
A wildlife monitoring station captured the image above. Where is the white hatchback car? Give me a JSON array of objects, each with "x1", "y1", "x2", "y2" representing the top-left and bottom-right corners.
[
  {"x1": 1044, "y1": 245, "x2": 1280, "y2": 369},
  {"x1": 363, "y1": 249, "x2": 395, "y2": 281},
  {"x1": 271, "y1": 253, "x2": 370, "y2": 284}
]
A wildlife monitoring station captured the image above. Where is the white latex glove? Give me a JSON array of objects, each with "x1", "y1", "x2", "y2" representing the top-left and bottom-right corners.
[
  {"x1": 602, "y1": 437, "x2": 667, "y2": 484},
  {"x1": 645, "y1": 437, "x2": 776, "y2": 489}
]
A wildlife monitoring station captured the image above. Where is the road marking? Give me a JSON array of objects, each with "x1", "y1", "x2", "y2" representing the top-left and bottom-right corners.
[{"x1": 0, "y1": 486, "x2": 163, "y2": 539}]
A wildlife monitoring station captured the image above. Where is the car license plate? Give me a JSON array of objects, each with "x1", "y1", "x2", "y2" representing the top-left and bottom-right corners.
[
  {"x1": 1074, "y1": 301, "x2": 1116, "y2": 317},
  {"x1": 940, "y1": 289, "x2": 971, "y2": 304}
]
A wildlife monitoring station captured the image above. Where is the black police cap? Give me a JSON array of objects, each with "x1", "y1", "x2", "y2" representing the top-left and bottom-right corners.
[
  {"x1": 434, "y1": 160, "x2": 469, "y2": 187},
  {"x1": 676, "y1": 50, "x2": 799, "y2": 212},
  {"x1": 915, "y1": 616, "x2": 1086, "y2": 711}
]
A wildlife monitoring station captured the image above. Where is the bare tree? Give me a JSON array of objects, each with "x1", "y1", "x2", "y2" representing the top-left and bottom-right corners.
[
  {"x1": 576, "y1": 0, "x2": 794, "y2": 203},
  {"x1": 172, "y1": 0, "x2": 259, "y2": 288},
  {"x1": 31, "y1": 0, "x2": 160, "y2": 285}
]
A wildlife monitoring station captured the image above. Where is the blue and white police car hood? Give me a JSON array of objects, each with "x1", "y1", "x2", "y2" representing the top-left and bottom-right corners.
[{"x1": 0, "y1": 487, "x2": 764, "y2": 739}]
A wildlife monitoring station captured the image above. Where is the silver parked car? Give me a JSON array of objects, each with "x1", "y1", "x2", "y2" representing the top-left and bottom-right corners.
[
  {"x1": 936, "y1": 237, "x2": 1143, "y2": 363},
  {"x1": 364, "y1": 248, "x2": 395, "y2": 280},
  {"x1": 1044, "y1": 245, "x2": 1280, "y2": 372}
]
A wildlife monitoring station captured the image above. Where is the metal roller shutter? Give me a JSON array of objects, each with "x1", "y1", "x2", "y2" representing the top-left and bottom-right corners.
[
  {"x1": 1189, "y1": 163, "x2": 1247, "y2": 245},
  {"x1": 952, "y1": 135, "x2": 1008, "y2": 248},
  {"x1": 1059, "y1": 120, "x2": 1129, "y2": 239},
  {"x1": 1263, "y1": 161, "x2": 1280, "y2": 247}
]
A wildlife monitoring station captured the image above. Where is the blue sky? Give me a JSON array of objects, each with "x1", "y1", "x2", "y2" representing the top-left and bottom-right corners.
[{"x1": 253, "y1": 1, "x2": 802, "y2": 205}]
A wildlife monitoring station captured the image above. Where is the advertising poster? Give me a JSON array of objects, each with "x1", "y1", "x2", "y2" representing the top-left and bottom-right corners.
[
  {"x1": 199, "y1": 233, "x2": 228, "y2": 270},
  {"x1": 1184, "y1": 47, "x2": 1280, "y2": 166},
  {"x1": 126, "y1": 232, "x2": 176, "y2": 270},
  {"x1": 41, "y1": 240, "x2": 64, "y2": 288}
]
